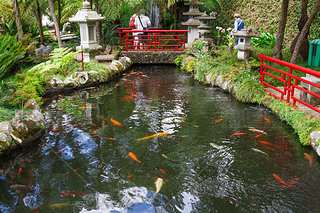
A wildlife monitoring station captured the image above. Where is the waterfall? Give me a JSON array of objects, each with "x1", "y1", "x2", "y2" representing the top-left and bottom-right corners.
[{"x1": 149, "y1": 0, "x2": 160, "y2": 28}]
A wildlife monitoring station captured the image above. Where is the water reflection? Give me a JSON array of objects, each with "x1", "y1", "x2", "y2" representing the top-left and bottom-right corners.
[{"x1": 0, "y1": 65, "x2": 319, "y2": 212}]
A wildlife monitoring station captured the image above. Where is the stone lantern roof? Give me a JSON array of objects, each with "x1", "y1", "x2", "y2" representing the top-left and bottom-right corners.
[
  {"x1": 184, "y1": 0, "x2": 204, "y2": 6},
  {"x1": 197, "y1": 12, "x2": 216, "y2": 20},
  {"x1": 182, "y1": 18, "x2": 201, "y2": 26},
  {"x1": 69, "y1": 0, "x2": 105, "y2": 23},
  {"x1": 183, "y1": 9, "x2": 203, "y2": 16}
]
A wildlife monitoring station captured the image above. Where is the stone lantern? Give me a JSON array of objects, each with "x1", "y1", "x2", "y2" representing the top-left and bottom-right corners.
[
  {"x1": 182, "y1": 0, "x2": 204, "y2": 46},
  {"x1": 232, "y1": 27, "x2": 260, "y2": 63},
  {"x1": 69, "y1": 1, "x2": 105, "y2": 62},
  {"x1": 197, "y1": 12, "x2": 216, "y2": 38}
]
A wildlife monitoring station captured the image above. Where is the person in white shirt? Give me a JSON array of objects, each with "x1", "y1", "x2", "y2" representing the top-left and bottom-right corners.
[{"x1": 134, "y1": 9, "x2": 151, "y2": 49}]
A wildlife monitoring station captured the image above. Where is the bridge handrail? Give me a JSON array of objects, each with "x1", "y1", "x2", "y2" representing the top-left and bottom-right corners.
[{"x1": 258, "y1": 54, "x2": 320, "y2": 114}]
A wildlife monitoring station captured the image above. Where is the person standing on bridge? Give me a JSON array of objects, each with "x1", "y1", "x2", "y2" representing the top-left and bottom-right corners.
[{"x1": 134, "y1": 9, "x2": 151, "y2": 50}]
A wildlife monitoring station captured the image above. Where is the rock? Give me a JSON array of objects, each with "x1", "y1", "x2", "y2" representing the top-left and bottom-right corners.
[
  {"x1": 0, "y1": 122, "x2": 13, "y2": 133},
  {"x1": 11, "y1": 115, "x2": 29, "y2": 138},
  {"x1": 64, "y1": 77, "x2": 78, "y2": 87},
  {"x1": 73, "y1": 72, "x2": 89, "y2": 85},
  {"x1": 50, "y1": 77, "x2": 64, "y2": 89},
  {"x1": 0, "y1": 132, "x2": 11, "y2": 151},
  {"x1": 311, "y1": 131, "x2": 320, "y2": 156},
  {"x1": 89, "y1": 71, "x2": 99, "y2": 82},
  {"x1": 111, "y1": 60, "x2": 125, "y2": 72},
  {"x1": 119, "y1": 57, "x2": 131, "y2": 69},
  {"x1": 215, "y1": 75, "x2": 223, "y2": 87},
  {"x1": 109, "y1": 64, "x2": 119, "y2": 73},
  {"x1": 24, "y1": 99, "x2": 41, "y2": 111}
]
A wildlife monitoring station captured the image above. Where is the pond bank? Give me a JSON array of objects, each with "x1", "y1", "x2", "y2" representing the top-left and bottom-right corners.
[
  {"x1": 0, "y1": 56, "x2": 133, "y2": 157},
  {"x1": 175, "y1": 51, "x2": 320, "y2": 156}
]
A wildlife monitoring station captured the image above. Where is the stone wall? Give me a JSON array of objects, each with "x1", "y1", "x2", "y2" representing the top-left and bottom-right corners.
[{"x1": 120, "y1": 51, "x2": 185, "y2": 64}]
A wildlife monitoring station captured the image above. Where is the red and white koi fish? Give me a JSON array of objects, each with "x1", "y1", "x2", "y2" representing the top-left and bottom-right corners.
[
  {"x1": 60, "y1": 191, "x2": 86, "y2": 197},
  {"x1": 273, "y1": 174, "x2": 292, "y2": 188},
  {"x1": 248, "y1": 126, "x2": 267, "y2": 134},
  {"x1": 54, "y1": 148, "x2": 67, "y2": 154}
]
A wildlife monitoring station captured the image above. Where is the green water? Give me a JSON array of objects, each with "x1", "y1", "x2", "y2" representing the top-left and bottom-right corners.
[{"x1": 0, "y1": 65, "x2": 319, "y2": 212}]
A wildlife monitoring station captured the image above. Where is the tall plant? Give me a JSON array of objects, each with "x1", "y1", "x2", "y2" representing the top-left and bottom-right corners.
[{"x1": 0, "y1": 35, "x2": 26, "y2": 80}]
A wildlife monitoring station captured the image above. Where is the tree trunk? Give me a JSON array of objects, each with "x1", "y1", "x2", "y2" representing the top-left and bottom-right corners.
[
  {"x1": 96, "y1": 3, "x2": 102, "y2": 45},
  {"x1": 272, "y1": 0, "x2": 290, "y2": 60},
  {"x1": 174, "y1": 2, "x2": 177, "y2": 30},
  {"x1": 88, "y1": 0, "x2": 93, "y2": 9},
  {"x1": 36, "y1": 0, "x2": 45, "y2": 45},
  {"x1": 48, "y1": 0, "x2": 63, "y2": 48},
  {"x1": 57, "y1": 0, "x2": 61, "y2": 31},
  {"x1": 12, "y1": 0, "x2": 24, "y2": 41},
  {"x1": 291, "y1": 0, "x2": 320, "y2": 64},
  {"x1": 290, "y1": 0, "x2": 309, "y2": 61}
]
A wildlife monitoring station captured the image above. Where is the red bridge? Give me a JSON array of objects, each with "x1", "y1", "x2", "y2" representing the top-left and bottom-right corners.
[{"x1": 117, "y1": 28, "x2": 188, "y2": 52}]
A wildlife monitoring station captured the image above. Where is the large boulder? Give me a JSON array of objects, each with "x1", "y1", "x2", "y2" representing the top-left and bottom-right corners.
[
  {"x1": 64, "y1": 77, "x2": 78, "y2": 88},
  {"x1": 73, "y1": 72, "x2": 89, "y2": 85},
  {"x1": 111, "y1": 60, "x2": 125, "y2": 72},
  {"x1": 50, "y1": 77, "x2": 64, "y2": 90},
  {"x1": 24, "y1": 99, "x2": 41, "y2": 111}
]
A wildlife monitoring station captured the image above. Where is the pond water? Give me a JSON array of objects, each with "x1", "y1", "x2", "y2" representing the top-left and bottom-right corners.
[{"x1": 0, "y1": 65, "x2": 320, "y2": 212}]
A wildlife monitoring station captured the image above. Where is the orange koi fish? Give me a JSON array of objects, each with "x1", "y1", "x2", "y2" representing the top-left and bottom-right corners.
[
  {"x1": 78, "y1": 106, "x2": 96, "y2": 109},
  {"x1": 60, "y1": 191, "x2": 86, "y2": 197},
  {"x1": 65, "y1": 171, "x2": 70, "y2": 179},
  {"x1": 304, "y1": 153, "x2": 313, "y2": 167},
  {"x1": 18, "y1": 168, "x2": 22, "y2": 176},
  {"x1": 159, "y1": 169, "x2": 165, "y2": 174},
  {"x1": 104, "y1": 137, "x2": 115, "y2": 141},
  {"x1": 129, "y1": 152, "x2": 141, "y2": 163},
  {"x1": 137, "y1": 132, "x2": 169, "y2": 141},
  {"x1": 51, "y1": 124, "x2": 58, "y2": 132},
  {"x1": 230, "y1": 133, "x2": 247, "y2": 137},
  {"x1": 264, "y1": 147, "x2": 275, "y2": 151},
  {"x1": 93, "y1": 131, "x2": 97, "y2": 134},
  {"x1": 54, "y1": 148, "x2": 67, "y2": 154},
  {"x1": 58, "y1": 94, "x2": 63, "y2": 98},
  {"x1": 60, "y1": 131, "x2": 69, "y2": 133},
  {"x1": 41, "y1": 97, "x2": 52, "y2": 101},
  {"x1": 255, "y1": 134, "x2": 264, "y2": 138},
  {"x1": 264, "y1": 117, "x2": 271, "y2": 124},
  {"x1": 127, "y1": 174, "x2": 134, "y2": 178},
  {"x1": 215, "y1": 119, "x2": 223, "y2": 123},
  {"x1": 89, "y1": 123, "x2": 96, "y2": 126},
  {"x1": 110, "y1": 118, "x2": 122, "y2": 126},
  {"x1": 273, "y1": 174, "x2": 292, "y2": 188},
  {"x1": 256, "y1": 141, "x2": 275, "y2": 146},
  {"x1": 74, "y1": 168, "x2": 81, "y2": 172},
  {"x1": 59, "y1": 98, "x2": 65, "y2": 101}
]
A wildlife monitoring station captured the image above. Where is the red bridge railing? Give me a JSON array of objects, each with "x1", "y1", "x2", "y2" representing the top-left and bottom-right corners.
[
  {"x1": 259, "y1": 54, "x2": 320, "y2": 114},
  {"x1": 117, "y1": 28, "x2": 188, "y2": 52}
]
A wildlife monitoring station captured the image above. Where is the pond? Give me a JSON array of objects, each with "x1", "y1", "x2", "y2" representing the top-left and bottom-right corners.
[{"x1": 0, "y1": 65, "x2": 319, "y2": 212}]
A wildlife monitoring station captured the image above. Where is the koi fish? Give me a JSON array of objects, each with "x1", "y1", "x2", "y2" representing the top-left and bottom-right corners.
[
  {"x1": 264, "y1": 147, "x2": 275, "y2": 151},
  {"x1": 10, "y1": 184, "x2": 35, "y2": 193},
  {"x1": 255, "y1": 134, "x2": 264, "y2": 138},
  {"x1": 104, "y1": 137, "x2": 115, "y2": 140},
  {"x1": 162, "y1": 154, "x2": 168, "y2": 159},
  {"x1": 154, "y1": 177, "x2": 164, "y2": 198},
  {"x1": 60, "y1": 191, "x2": 86, "y2": 197},
  {"x1": 59, "y1": 98, "x2": 65, "y2": 101},
  {"x1": 60, "y1": 131, "x2": 69, "y2": 133},
  {"x1": 215, "y1": 119, "x2": 223, "y2": 123},
  {"x1": 93, "y1": 131, "x2": 97, "y2": 134},
  {"x1": 41, "y1": 97, "x2": 52, "y2": 101},
  {"x1": 252, "y1": 148, "x2": 268, "y2": 156},
  {"x1": 129, "y1": 152, "x2": 141, "y2": 163},
  {"x1": 159, "y1": 169, "x2": 165, "y2": 174},
  {"x1": 264, "y1": 117, "x2": 271, "y2": 124},
  {"x1": 51, "y1": 124, "x2": 58, "y2": 132},
  {"x1": 222, "y1": 197, "x2": 236, "y2": 205},
  {"x1": 248, "y1": 126, "x2": 267, "y2": 135},
  {"x1": 78, "y1": 106, "x2": 96, "y2": 109},
  {"x1": 287, "y1": 178, "x2": 300, "y2": 185},
  {"x1": 18, "y1": 168, "x2": 22, "y2": 176},
  {"x1": 230, "y1": 133, "x2": 247, "y2": 137},
  {"x1": 58, "y1": 94, "x2": 63, "y2": 98},
  {"x1": 137, "y1": 132, "x2": 169, "y2": 141},
  {"x1": 65, "y1": 171, "x2": 70, "y2": 179},
  {"x1": 273, "y1": 174, "x2": 292, "y2": 188},
  {"x1": 256, "y1": 141, "x2": 275, "y2": 146},
  {"x1": 96, "y1": 115, "x2": 107, "y2": 121},
  {"x1": 127, "y1": 174, "x2": 134, "y2": 178},
  {"x1": 54, "y1": 148, "x2": 67, "y2": 154},
  {"x1": 110, "y1": 118, "x2": 122, "y2": 126},
  {"x1": 74, "y1": 168, "x2": 81, "y2": 172},
  {"x1": 89, "y1": 123, "x2": 96, "y2": 126},
  {"x1": 209, "y1": 143, "x2": 221, "y2": 149},
  {"x1": 304, "y1": 153, "x2": 313, "y2": 167}
]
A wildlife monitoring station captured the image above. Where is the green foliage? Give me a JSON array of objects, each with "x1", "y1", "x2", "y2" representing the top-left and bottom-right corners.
[
  {"x1": 0, "y1": 106, "x2": 15, "y2": 122},
  {"x1": 235, "y1": 78, "x2": 265, "y2": 103},
  {"x1": 101, "y1": 22, "x2": 120, "y2": 46},
  {"x1": 0, "y1": 35, "x2": 26, "y2": 80},
  {"x1": 251, "y1": 30, "x2": 276, "y2": 48},
  {"x1": 174, "y1": 55, "x2": 188, "y2": 66},
  {"x1": 193, "y1": 40, "x2": 205, "y2": 52}
]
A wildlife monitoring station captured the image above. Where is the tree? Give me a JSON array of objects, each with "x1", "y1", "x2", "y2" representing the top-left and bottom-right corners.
[
  {"x1": 290, "y1": 0, "x2": 309, "y2": 62},
  {"x1": 272, "y1": 0, "x2": 289, "y2": 60},
  {"x1": 291, "y1": 0, "x2": 320, "y2": 64},
  {"x1": 35, "y1": 0, "x2": 45, "y2": 45},
  {"x1": 12, "y1": 0, "x2": 24, "y2": 40},
  {"x1": 48, "y1": 0, "x2": 63, "y2": 48}
]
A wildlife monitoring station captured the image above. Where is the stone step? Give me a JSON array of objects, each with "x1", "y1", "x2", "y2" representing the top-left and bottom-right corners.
[{"x1": 74, "y1": 53, "x2": 114, "y2": 62}]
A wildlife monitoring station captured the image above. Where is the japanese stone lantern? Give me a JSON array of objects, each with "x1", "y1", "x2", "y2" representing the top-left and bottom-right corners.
[
  {"x1": 232, "y1": 27, "x2": 260, "y2": 62},
  {"x1": 182, "y1": 0, "x2": 204, "y2": 46},
  {"x1": 197, "y1": 12, "x2": 216, "y2": 38},
  {"x1": 69, "y1": 1, "x2": 105, "y2": 62}
]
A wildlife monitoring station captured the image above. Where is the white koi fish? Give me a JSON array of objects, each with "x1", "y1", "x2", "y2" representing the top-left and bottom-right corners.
[
  {"x1": 154, "y1": 177, "x2": 164, "y2": 198},
  {"x1": 248, "y1": 126, "x2": 267, "y2": 135},
  {"x1": 252, "y1": 148, "x2": 268, "y2": 156}
]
